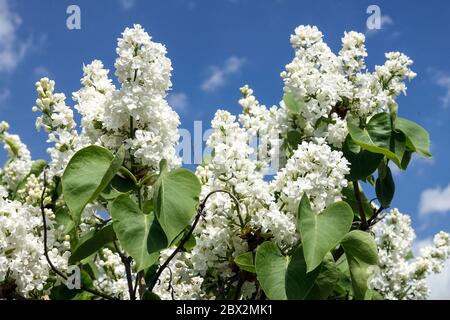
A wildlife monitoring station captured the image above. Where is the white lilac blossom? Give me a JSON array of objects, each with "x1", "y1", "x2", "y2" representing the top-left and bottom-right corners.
[
  {"x1": 94, "y1": 248, "x2": 133, "y2": 300},
  {"x1": 153, "y1": 250, "x2": 206, "y2": 300},
  {"x1": 238, "y1": 85, "x2": 288, "y2": 171},
  {"x1": 33, "y1": 78, "x2": 87, "y2": 178},
  {"x1": 0, "y1": 122, "x2": 32, "y2": 191},
  {"x1": 271, "y1": 139, "x2": 350, "y2": 214},
  {"x1": 370, "y1": 209, "x2": 450, "y2": 300},
  {"x1": 73, "y1": 60, "x2": 116, "y2": 144},
  {"x1": 101, "y1": 24, "x2": 180, "y2": 169},
  {"x1": 280, "y1": 26, "x2": 416, "y2": 146},
  {"x1": 0, "y1": 196, "x2": 69, "y2": 298}
]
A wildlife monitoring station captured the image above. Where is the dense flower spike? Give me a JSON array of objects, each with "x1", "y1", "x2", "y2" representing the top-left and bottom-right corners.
[{"x1": 370, "y1": 209, "x2": 450, "y2": 300}]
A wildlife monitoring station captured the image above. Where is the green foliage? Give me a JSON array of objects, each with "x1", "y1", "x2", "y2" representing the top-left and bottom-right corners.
[
  {"x1": 153, "y1": 168, "x2": 201, "y2": 244},
  {"x1": 341, "y1": 184, "x2": 373, "y2": 219},
  {"x1": 343, "y1": 136, "x2": 383, "y2": 181},
  {"x1": 306, "y1": 253, "x2": 339, "y2": 300},
  {"x1": 297, "y1": 195, "x2": 353, "y2": 272},
  {"x1": 255, "y1": 242, "x2": 320, "y2": 300},
  {"x1": 283, "y1": 92, "x2": 305, "y2": 113},
  {"x1": 341, "y1": 230, "x2": 379, "y2": 300},
  {"x1": 347, "y1": 113, "x2": 405, "y2": 168},
  {"x1": 69, "y1": 223, "x2": 117, "y2": 264},
  {"x1": 234, "y1": 252, "x2": 256, "y2": 273},
  {"x1": 62, "y1": 146, "x2": 124, "y2": 224},
  {"x1": 375, "y1": 163, "x2": 395, "y2": 208},
  {"x1": 110, "y1": 194, "x2": 167, "y2": 271},
  {"x1": 394, "y1": 117, "x2": 431, "y2": 158}
]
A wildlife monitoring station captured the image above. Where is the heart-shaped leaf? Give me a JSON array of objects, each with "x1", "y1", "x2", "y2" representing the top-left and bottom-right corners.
[
  {"x1": 255, "y1": 242, "x2": 320, "y2": 300},
  {"x1": 341, "y1": 230, "x2": 379, "y2": 300},
  {"x1": 110, "y1": 194, "x2": 167, "y2": 271},
  {"x1": 62, "y1": 146, "x2": 124, "y2": 224},
  {"x1": 298, "y1": 195, "x2": 353, "y2": 272},
  {"x1": 154, "y1": 168, "x2": 201, "y2": 243},
  {"x1": 234, "y1": 252, "x2": 255, "y2": 273}
]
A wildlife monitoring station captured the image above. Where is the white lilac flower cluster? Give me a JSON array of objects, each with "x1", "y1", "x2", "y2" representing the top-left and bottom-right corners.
[
  {"x1": 94, "y1": 248, "x2": 133, "y2": 300},
  {"x1": 0, "y1": 193, "x2": 70, "y2": 298},
  {"x1": 0, "y1": 122, "x2": 32, "y2": 191},
  {"x1": 33, "y1": 78, "x2": 86, "y2": 179},
  {"x1": 271, "y1": 138, "x2": 350, "y2": 214},
  {"x1": 153, "y1": 250, "x2": 206, "y2": 300},
  {"x1": 36, "y1": 24, "x2": 180, "y2": 175},
  {"x1": 280, "y1": 25, "x2": 416, "y2": 148},
  {"x1": 370, "y1": 209, "x2": 450, "y2": 300}
]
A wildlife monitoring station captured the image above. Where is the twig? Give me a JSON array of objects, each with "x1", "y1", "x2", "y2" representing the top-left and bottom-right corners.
[
  {"x1": 114, "y1": 241, "x2": 136, "y2": 300},
  {"x1": 40, "y1": 169, "x2": 117, "y2": 300}
]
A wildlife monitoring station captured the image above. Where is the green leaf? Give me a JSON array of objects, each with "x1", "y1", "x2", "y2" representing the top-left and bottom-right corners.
[
  {"x1": 142, "y1": 291, "x2": 161, "y2": 300},
  {"x1": 54, "y1": 207, "x2": 75, "y2": 235},
  {"x1": 255, "y1": 242, "x2": 320, "y2": 300},
  {"x1": 375, "y1": 165, "x2": 395, "y2": 208},
  {"x1": 306, "y1": 253, "x2": 339, "y2": 300},
  {"x1": 30, "y1": 159, "x2": 47, "y2": 176},
  {"x1": 154, "y1": 168, "x2": 201, "y2": 243},
  {"x1": 283, "y1": 92, "x2": 305, "y2": 113},
  {"x1": 298, "y1": 195, "x2": 354, "y2": 272},
  {"x1": 395, "y1": 117, "x2": 431, "y2": 157},
  {"x1": 341, "y1": 230, "x2": 379, "y2": 300},
  {"x1": 69, "y1": 223, "x2": 117, "y2": 264},
  {"x1": 343, "y1": 135, "x2": 383, "y2": 180},
  {"x1": 234, "y1": 252, "x2": 256, "y2": 273},
  {"x1": 347, "y1": 113, "x2": 404, "y2": 167},
  {"x1": 62, "y1": 146, "x2": 124, "y2": 224},
  {"x1": 110, "y1": 194, "x2": 167, "y2": 271},
  {"x1": 101, "y1": 174, "x2": 137, "y2": 200},
  {"x1": 286, "y1": 130, "x2": 302, "y2": 151},
  {"x1": 341, "y1": 184, "x2": 373, "y2": 219}
]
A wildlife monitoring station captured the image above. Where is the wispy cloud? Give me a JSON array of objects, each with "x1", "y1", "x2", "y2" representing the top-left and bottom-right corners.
[
  {"x1": 118, "y1": 0, "x2": 136, "y2": 11},
  {"x1": 168, "y1": 92, "x2": 189, "y2": 113},
  {"x1": 365, "y1": 15, "x2": 394, "y2": 37},
  {"x1": 34, "y1": 66, "x2": 50, "y2": 78},
  {"x1": 419, "y1": 183, "x2": 450, "y2": 215},
  {"x1": 431, "y1": 71, "x2": 450, "y2": 108},
  {"x1": 0, "y1": 0, "x2": 31, "y2": 72},
  {"x1": 0, "y1": 88, "x2": 10, "y2": 105},
  {"x1": 201, "y1": 56, "x2": 246, "y2": 92}
]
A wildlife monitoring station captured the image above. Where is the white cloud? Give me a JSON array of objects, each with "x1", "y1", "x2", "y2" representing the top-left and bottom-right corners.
[
  {"x1": 427, "y1": 259, "x2": 450, "y2": 299},
  {"x1": 419, "y1": 184, "x2": 450, "y2": 215},
  {"x1": 0, "y1": 88, "x2": 10, "y2": 104},
  {"x1": 118, "y1": 0, "x2": 136, "y2": 11},
  {"x1": 433, "y1": 72, "x2": 450, "y2": 108},
  {"x1": 168, "y1": 92, "x2": 188, "y2": 112},
  {"x1": 34, "y1": 66, "x2": 50, "y2": 78},
  {"x1": 201, "y1": 56, "x2": 246, "y2": 92},
  {"x1": 0, "y1": 0, "x2": 31, "y2": 72},
  {"x1": 365, "y1": 15, "x2": 394, "y2": 36}
]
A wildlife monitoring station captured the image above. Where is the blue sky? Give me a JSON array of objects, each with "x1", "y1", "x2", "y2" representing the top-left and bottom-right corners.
[{"x1": 1, "y1": 0, "x2": 450, "y2": 297}]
